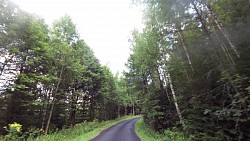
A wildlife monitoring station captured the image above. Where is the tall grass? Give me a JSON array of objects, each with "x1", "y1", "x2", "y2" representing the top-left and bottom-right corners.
[
  {"x1": 27, "y1": 116, "x2": 137, "y2": 141},
  {"x1": 135, "y1": 118, "x2": 193, "y2": 141}
]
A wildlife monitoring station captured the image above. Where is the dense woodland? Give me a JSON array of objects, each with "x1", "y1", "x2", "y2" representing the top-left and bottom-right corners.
[
  {"x1": 1, "y1": 0, "x2": 250, "y2": 140},
  {"x1": 0, "y1": 0, "x2": 133, "y2": 138},
  {"x1": 126, "y1": 0, "x2": 250, "y2": 140}
]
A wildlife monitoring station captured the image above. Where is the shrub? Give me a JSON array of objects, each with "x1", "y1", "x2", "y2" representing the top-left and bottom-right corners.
[{"x1": 3, "y1": 122, "x2": 23, "y2": 141}]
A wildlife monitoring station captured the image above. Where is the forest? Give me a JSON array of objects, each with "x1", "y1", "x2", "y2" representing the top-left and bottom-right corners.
[
  {"x1": 0, "y1": 0, "x2": 133, "y2": 139},
  {"x1": 1, "y1": 0, "x2": 250, "y2": 140},
  {"x1": 126, "y1": 0, "x2": 250, "y2": 140}
]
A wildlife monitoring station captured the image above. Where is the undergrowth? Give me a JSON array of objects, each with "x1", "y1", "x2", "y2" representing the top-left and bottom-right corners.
[
  {"x1": 135, "y1": 118, "x2": 193, "y2": 141},
  {"x1": 26, "y1": 115, "x2": 137, "y2": 141}
]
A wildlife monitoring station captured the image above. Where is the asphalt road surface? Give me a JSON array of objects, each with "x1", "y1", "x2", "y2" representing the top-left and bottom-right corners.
[{"x1": 90, "y1": 117, "x2": 141, "y2": 141}]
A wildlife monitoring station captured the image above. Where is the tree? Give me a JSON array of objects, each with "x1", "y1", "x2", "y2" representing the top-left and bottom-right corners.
[
  {"x1": 1, "y1": 0, "x2": 137, "y2": 138},
  {"x1": 128, "y1": 0, "x2": 250, "y2": 140},
  {"x1": 3, "y1": 11, "x2": 51, "y2": 131}
]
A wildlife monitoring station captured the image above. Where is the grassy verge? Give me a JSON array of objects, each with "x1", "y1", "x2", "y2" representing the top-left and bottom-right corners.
[
  {"x1": 135, "y1": 118, "x2": 193, "y2": 141},
  {"x1": 28, "y1": 115, "x2": 138, "y2": 141}
]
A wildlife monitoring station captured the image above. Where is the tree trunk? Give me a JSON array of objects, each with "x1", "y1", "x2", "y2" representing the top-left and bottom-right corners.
[
  {"x1": 89, "y1": 94, "x2": 94, "y2": 121},
  {"x1": 192, "y1": 1, "x2": 226, "y2": 68},
  {"x1": 82, "y1": 96, "x2": 86, "y2": 119},
  {"x1": 218, "y1": 37, "x2": 236, "y2": 66},
  {"x1": 163, "y1": 71, "x2": 172, "y2": 103},
  {"x1": 157, "y1": 65, "x2": 172, "y2": 103},
  {"x1": 168, "y1": 74, "x2": 185, "y2": 128},
  {"x1": 176, "y1": 27, "x2": 194, "y2": 73},
  {"x1": 44, "y1": 65, "x2": 64, "y2": 134},
  {"x1": 132, "y1": 102, "x2": 135, "y2": 115},
  {"x1": 192, "y1": 1, "x2": 236, "y2": 69},
  {"x1": 45, "y1": 99, "x2": 55, "y2": 134},
  {"x1": 205, "y1": 2, "x2": 240, "y2": 58},
  {"x1": 192, "y1": 1, "x2": 240, "y2": 94},
  {"x1": 41, "y1": 88, "x2": 51, "y2": 130},
  {"x1": 156, "y1": 66, "x2": 164, "y2": 90},
  {"x1": 125, "y1": 105, "x2": 127, "y2": 115},
  {"x1": 117, "y1": 105, "x2": 120, "y2": 118},
  {"x1": 70, "y1": 91, "x2": 78, "y2": 127}
]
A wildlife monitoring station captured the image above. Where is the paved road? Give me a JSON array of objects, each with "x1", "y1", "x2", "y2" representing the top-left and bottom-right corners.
[{"x1": 90, "y1": 117, "x2": 141, "y2": 141}]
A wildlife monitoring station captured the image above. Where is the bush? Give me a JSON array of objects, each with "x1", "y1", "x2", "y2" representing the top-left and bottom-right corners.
[
  {"x1": 135, "y1": 118, "x2": 193, "y2": 141},
  {"x1": 3, "y1": 122, "x2": 23, "y2": 141}
]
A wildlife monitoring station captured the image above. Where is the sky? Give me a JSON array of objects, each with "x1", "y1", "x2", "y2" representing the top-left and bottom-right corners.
[{"x1": 12, "y1": 0, "x2": 143, "y2": 74}]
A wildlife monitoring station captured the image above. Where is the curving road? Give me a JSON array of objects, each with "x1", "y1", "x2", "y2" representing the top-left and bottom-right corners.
[{"x1": 90, "y1": 117, "x2": 141, "y2": 141}]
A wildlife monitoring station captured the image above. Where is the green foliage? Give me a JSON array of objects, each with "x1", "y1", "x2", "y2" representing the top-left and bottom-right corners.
[
  {"x1": 1, "y1": 0, "x2": 134, "y2": 139},
  {"x1": 128, "y1": 0, "x2": 250, "y2": 140},
  {"x1": 135, "y1": 118, "x2": 193, "y2": 141},
  {"x1": 1, "y1": 0, "x2": 250, "y2": 140},
  {"x1": 26, "y1": 116, "x2": 136, "y2": 141},
  {"x1": 24, "y1": 127, "x2": 44, "y2": 139},
  {"x1": 212, "y1": 0, "x2": 250, "y2": 25},
  {"x1": 3, "y1": 122, "x2": 23, "y2": 141}
]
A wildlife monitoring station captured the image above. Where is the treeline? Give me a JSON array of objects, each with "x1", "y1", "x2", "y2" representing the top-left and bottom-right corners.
[
  {"x1": 126, "y1": 0, "x2": 250, "y2": 140},
  {"x1": 0, "y1": 0, "x2": 134, "y2": 137}
]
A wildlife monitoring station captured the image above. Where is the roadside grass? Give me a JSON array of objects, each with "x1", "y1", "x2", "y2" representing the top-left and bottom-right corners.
[
  {"x1": 28, "y1": 115, "x2": 138, "y2": 141},
  {"x1": 135, "y1": 118, "x2": 193, "y2": 141}
]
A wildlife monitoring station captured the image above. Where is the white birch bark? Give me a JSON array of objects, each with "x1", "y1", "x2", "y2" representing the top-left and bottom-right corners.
[
  {"x1": 176, "y1": 28, "x2": 194, "y2": 72},
  {"x1": 168, "y1": 74, "x2": 185, "y2": 127},
  {"x1": 205, "y1": 2, "x2": 240, "y2": 58}
]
